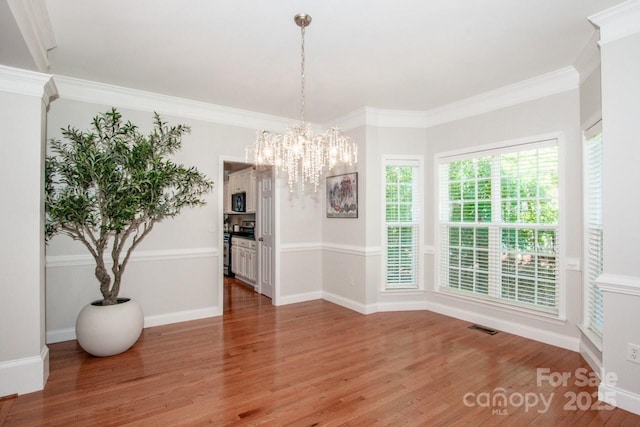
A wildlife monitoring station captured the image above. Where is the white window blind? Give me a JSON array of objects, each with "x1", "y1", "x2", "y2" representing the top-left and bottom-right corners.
[
  {"x1": 438, "y1": 140, "x2": 560, "y2": 314},
  {"x1": 583, "y1": 122, "x2": 603, "y2": 337},
  {"x1": 385, "y1": 160, "x2": 420, "y2": 289}
]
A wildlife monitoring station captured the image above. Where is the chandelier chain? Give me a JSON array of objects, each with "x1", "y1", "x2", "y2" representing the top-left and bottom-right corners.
[{"x1": 300, "y1": 24, "x2": 306, "y2": 123}]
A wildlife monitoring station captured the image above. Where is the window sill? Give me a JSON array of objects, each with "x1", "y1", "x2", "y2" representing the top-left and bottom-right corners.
[
  {"x1": 381, "y1": 288, "x2": 425, "y2": 296},
  {"x1": 435, "y1": 287, "x2": 567, "y2": 324}
]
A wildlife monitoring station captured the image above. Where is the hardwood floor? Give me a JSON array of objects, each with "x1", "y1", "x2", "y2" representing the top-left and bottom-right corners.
[{"x1": 3, "y1": 278, "x2": 639, "y2": 426}]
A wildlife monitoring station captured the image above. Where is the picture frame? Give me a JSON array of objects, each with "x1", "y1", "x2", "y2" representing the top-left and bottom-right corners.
[{"x1": 326, "y1": 172, "x2": 358, "y2": 218}]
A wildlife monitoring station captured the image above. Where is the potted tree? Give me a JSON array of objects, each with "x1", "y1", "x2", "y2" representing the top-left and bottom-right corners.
[{"x1": 45, "y1": 108, "x2": 213, "y2": 356}]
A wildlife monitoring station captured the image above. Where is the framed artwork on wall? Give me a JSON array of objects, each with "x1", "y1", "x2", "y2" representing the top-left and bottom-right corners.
[{"x1": 326, "y1": 172, "x2": 358, "y2": 218}]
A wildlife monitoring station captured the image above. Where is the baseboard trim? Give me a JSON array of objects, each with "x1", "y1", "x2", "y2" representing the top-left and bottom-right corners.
[
  {"x1": 321, "y1": 291, "x2": 372, "y2": 314},
  {"x1": 47, "y1": 307, "x2": 221, "y2": 344},
  {"x1": 425, "y1": 300, "x2": 580, "y2": 351},
  {"x1": 579, "y1": 339, "x2": 603, "y2": 374},
  {"x1": 47, "y1": 328, "x2": 75, "y2": 344},
  {"x1": 0, "y1": 346, "x2": 49, "y2": 396},
  {"x1": 144, "y1": 306, "x2": 221, "y2": 328},
  {"x1": 276, "y1": 291, "x2": 322, "y2": 306},
  {"x1": 375, "y1": 300, "x2": 430, "y2": 312},
  {"x1": 599, "y1": 384, "x2": 640, "y2": 416},
  {"x1": 317, "y1": 293, "x2": 579, "y2": 352}
]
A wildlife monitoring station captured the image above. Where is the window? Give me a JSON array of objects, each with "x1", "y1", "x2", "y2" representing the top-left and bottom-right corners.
[
  {"x1": 583, "y1": 122, "x2": 603, "y2": 338},
  {"x1": 438, "y1": 139, "x2": 560, "y2": 314},
  {"x1": 384, "y1": 157, "x2": 422, "y2": 290}
]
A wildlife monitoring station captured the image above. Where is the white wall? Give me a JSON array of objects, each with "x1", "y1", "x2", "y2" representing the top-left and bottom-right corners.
[
  {"x1": 44, "y1": 82, "x2": 326, "y2": 342},
  {"x1": 278, "y1": 177, "x2": 324, "y2": 302},
  {"x1": 576, "y1": 62, "x2": 604, "y2": 373},
  {"x1": 593, "y1": 3, "x2": 640, "y2": 414},
  {"x1": 45, "y1": 99, "x2": 223, "y2": 341},
  {"x1": 321, "y1": 91, "x2": 587, "y2": 352},
  {"x1": 0, "y1": 66, "x2": 54, "y2": 396},
  {"x1": 321, "y1": 126, "x2": 368, "y2": 309},
  {"x1": 580, "y1": 65, "x2": 602, "y2": 128},
  {"x1": 424, "y1": 90, "x2": 583, "y2": 350}
]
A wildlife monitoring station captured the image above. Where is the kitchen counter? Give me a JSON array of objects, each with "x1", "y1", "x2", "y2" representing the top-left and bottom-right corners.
[{"x1": 230, "y1": 231, "x2": 254, "y2": 240}]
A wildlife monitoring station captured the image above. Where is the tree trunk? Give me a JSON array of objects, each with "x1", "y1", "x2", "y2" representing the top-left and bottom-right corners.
[{"x1": 95, "y1": 262, "x2": 116, "y2": 305}]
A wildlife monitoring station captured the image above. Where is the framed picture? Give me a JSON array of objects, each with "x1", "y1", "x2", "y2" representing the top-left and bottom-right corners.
[{"x1": 326, "y1": 172, "x2": 358, "y2": 218}]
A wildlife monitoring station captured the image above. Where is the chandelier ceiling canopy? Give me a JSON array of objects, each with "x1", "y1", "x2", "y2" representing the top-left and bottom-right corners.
[{"x1": 246, "y1": 13, "x2": 357, "y2": 192}]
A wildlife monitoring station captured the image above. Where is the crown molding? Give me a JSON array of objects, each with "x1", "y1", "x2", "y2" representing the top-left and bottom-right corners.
[
  {"x1": 0, "y1": 65, "x2": 58, "y2": 106},
  {"x1": 332, "y1": 67, "x2": 579, "y2": 130},
  {"x1": 589, "y1": 0, "x2": 640, "y2": 46},
  {"x1": 6, "y1": 0, "x2": 56, "y2": 72},
  {"x1": 422, "y1": 67, "x2": 579, "y2": 128},
  {"x1": 55, "y1": 64, "x2": 578, "y2": 133},
  {"x1": 53, "y1": 75, "x2": 296, "y2": 132},
  {"x1": 326, "y1": 107, "x2": 368, "y2": 131}
]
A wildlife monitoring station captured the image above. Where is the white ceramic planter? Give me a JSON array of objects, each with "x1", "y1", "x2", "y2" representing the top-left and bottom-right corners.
[{"x1": 75, "y1": 298, "x2": 144, "y2": 357}]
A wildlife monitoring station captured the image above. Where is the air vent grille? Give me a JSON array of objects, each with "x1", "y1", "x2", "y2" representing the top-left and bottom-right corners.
[{"x1": 469, "y1": 324, "x2": 498, "y2": 335}]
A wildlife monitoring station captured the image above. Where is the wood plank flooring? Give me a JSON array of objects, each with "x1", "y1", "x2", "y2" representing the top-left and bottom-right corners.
[{"x1": 3, "y1": 277, "x2": 640, "y2": 426}]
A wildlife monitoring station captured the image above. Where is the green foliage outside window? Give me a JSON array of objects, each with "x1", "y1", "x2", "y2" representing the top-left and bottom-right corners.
[
  {"x1": 385, "y1": 165, "x2": 418, "y2": 288},
  {"x1": 444, "y1": 146, "x2": 559, "y2": 310}
]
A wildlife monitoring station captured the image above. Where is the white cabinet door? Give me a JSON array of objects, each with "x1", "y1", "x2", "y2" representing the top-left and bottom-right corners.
[
  {"x1": 231, "y1": 245, "x2": 240, "y2": 274},
  {"x1": 246, "y1": 170, "x2": 257, "y2": 213},
  {"x1": 246, "y1": 249, "x2": 256, "y2": 282},
  {"x1": 239, "y1": 249, "x2": 247, "y2": 278},
  {"x1": 231, "y1": 236, "x2": 256, "y2": 286},
  {"x1": 223, "y1": 182, "x2": 230, "y2": 213},
  {"x1": 228, "y1": 174, "x2": 237, "y2": 193}
]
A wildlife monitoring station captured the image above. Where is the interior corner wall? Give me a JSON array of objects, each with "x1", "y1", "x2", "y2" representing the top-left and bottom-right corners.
[
  {"x1": 424, "y1": 90, "x2": 584, "y2": 351},
  {"x1": 0, "y1": 88, "x2": 49, "y2": 396},
  {"x1": 577, "y1": 63, "x2": 603, "y2": 372},
  {"x1": 321, "y1": 126, "x2": 369, "y2": 311},
  {"x1": 320, "y1": 123, "x2": 431, "y2": 313},
  {"x1": 580, "y1": 65, "x2": 602, "y2": 128},
  {"x1": 277, "y1": 177, "x2": 324, "y2": 303}
]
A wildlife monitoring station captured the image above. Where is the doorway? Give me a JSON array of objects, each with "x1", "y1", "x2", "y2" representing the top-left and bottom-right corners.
[{"x1": 220, "y1": 159, "x2": 276, "y2": 313}]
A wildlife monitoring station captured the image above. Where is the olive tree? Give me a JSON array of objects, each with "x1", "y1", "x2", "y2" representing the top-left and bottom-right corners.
[{"x1": 45, "y1": 108, "x2": 213, "y2": 305}]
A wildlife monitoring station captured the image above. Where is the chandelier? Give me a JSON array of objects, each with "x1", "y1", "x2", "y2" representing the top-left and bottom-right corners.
[{"x1": 246, "y1": 13, "x2": 357, "y2": 192}]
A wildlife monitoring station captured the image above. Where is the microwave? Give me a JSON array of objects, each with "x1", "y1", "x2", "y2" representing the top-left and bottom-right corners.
[{"x1": 231, "y1": 192, "x2": 246, "y2": 212}]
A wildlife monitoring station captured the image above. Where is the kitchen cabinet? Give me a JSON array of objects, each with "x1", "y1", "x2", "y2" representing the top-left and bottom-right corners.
[
  {"x1": 226, "y1": 167, "x2": 256, "y2": 213},
  {"x1": 246, "y1": 170, "x2": 256, "y2": 213},
  {"x1": 223, "y1": 182, "x2": 231, "y2": 213},
  {"x1": 231, "y1": 236, "x2": 256, "y2": 286}
]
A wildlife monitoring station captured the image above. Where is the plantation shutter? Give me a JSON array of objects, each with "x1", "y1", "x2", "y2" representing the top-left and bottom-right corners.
[
  {"x1": 438, "y1": 139, "x2": 560, "y2": 314},
  {"x1": 584, "y1": 121, "x2": 603, "y2": 337},
  {"x1": 385, "y1": 160, "x2": 420, "y2": 289}
]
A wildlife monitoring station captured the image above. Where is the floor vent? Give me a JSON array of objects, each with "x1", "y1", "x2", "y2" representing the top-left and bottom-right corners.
[{"x1": 469, "y1": 324, "x2": 498, "y2": 335}]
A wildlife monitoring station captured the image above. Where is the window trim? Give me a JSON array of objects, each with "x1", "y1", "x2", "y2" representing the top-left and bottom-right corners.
[
  {"x1": 433, "y1": 133, "x2": 567, "y2": 320},
  {"x1": 381, "y1": 155, "x2": 424, "y2": 292},
  {"x1": 581, "y1": 119, "x2": 603, "y2": 349}
]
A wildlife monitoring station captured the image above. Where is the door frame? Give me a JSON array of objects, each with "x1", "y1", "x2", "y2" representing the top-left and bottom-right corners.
[{"x1": 218, "y1": 156, "x2": 279, "y2": 310}]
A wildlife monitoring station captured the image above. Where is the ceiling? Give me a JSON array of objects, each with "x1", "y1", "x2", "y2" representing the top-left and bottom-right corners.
[{"x1": 2, "y1": 0, "x2": 625, "y2": 123}]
